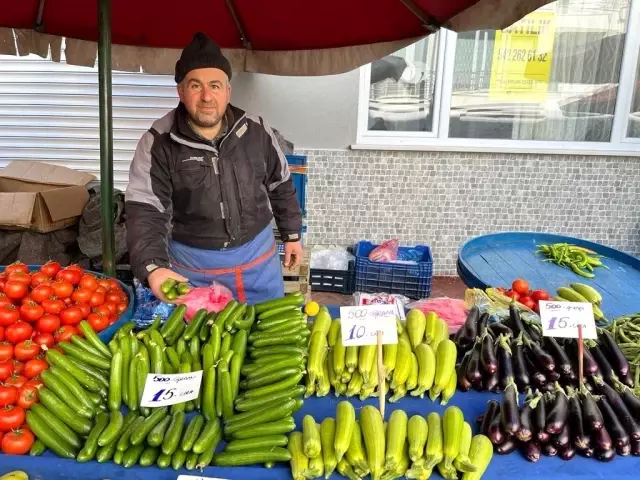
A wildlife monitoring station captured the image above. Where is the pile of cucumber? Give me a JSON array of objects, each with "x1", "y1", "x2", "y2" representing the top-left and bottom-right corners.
[{"x1": 160, "y1": 279, "x2": 190, "y2": 301}]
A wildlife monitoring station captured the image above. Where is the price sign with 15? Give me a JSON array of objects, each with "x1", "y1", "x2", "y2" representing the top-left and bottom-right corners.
[
  {"x1": 539, "y1": 300, "x2": 597, "y2": 339},
  {"x1": 140, "y1": 371, "x2": 203, "y2": 407},
  {"x1": 340, "y1": 305, "x2": 398, "y2": 347}
]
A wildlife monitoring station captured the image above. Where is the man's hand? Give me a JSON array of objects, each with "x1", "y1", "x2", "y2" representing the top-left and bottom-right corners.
[
  {"x1": 283, "y1": 241, "x2": 303, "y2": 270},
  {"x1": 148, "y1": 268, "x2": 188, "y2": 303}
]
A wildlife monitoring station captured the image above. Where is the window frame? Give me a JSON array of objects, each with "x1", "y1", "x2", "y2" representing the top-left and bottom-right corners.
[{"x1": 355, "y1": 0, "x2": 640, "y2": 155}]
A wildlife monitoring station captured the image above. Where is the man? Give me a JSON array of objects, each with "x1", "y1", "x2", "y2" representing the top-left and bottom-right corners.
[{"x1": 125, "y1": 32, "x2": 303, "y2": 304}]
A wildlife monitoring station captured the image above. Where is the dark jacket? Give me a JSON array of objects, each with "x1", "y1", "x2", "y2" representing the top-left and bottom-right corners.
[{"x1": 125, "y1": 103, "x2": 302, "y2": 282}]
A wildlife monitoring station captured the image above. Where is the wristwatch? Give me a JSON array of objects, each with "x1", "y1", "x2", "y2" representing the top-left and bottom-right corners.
[
  {"x1": 281, "y1": 233, "x2": 301, "y2": 243},
  {"x1": 144, "y1": 259, "x2": 170, "y2": 275}
]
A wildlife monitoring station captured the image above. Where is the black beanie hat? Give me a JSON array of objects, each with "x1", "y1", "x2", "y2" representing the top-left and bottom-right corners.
[{"x1": 175, "y1": 32, "x2": 232, "y2": 83}]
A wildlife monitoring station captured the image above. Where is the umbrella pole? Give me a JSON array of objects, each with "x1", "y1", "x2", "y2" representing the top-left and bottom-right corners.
[{"x1": 98, "y1": 0, "x2": 116, "y2": 277}]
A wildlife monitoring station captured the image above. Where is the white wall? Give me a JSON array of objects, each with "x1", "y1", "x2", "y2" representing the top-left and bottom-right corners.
[{"x1": 230, "y1": 70, "x2": 359, "y2": 150}]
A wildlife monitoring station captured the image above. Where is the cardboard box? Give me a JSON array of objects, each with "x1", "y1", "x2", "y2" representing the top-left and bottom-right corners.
[{"x1": 0, "y1": 161, "x2": 95, "y2": 233}]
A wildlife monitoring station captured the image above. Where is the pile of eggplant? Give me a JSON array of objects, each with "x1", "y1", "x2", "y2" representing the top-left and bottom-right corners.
[{"x1": 455, "y1": 304, "x2": 634, "y2": 393}]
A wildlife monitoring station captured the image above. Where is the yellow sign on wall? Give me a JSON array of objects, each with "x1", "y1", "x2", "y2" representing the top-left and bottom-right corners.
[{"x1": 489, "y1": 11, "x2": 557, "y2": 101}]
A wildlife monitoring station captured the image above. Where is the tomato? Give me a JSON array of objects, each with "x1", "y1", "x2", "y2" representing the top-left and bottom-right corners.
[
  {"x1": 0, "y1": 386, "x2": 18, "y2": 407},
  {"x1": 107, "y1": 279, "x2": 120, "y2": 291},
  {"x1": 10, "y1": 361, "x2": 23, "y2": 376},
  {"x1": 13, "y1": 341, "x2": 40, "y2": 362},
  {"x1": 97, "y1": 279, "x2": 111, "y2": 291},
  {"x1": 75, "y1": 303, "x2": 91, "y2": 319},
  {"x1": 59, "y1": 307, "x2": 83, "y2": 326},
  {"x1": 35, "y1": 314, "x2": 60, "y2": 335},
  {"x1": 56, "y1": 268, "x2": 82, "y2": 286},
  {"x1": 39, "y1": 262, "x2": 61, "y2": 278},
  {"x1": 41, "y1": 297, "x2": 65, "y2": 315},
  {"x1": 7, "y1": 272, "x2": 31, "y2": 286},
  {"x1": 71, "y1": 288, "x2": 92, "y2": 304},
  {"x1": 87, "y1": 313, "x2": 109, "y2": 333},
  {"x1": 0, "y1": 327, "x2": 3, "y2": 342},
  {"x1": 94, "y1": 286, "x2": 107, "y2": 297},
  {"x1": 66, "y1": 264, "x2": 84, "y2": 274},
  {"x1": 93, "y1": 305, "x2": 111, "y2": 318},
  {"x1": 1, "y1": 427, "x2": 35, "y2": 454},
  {"x1": 519, "y1": 296, "x2": 537, "y2": 310},
  {"x1": 89, "y1": 292, "x2": 105, "y2": 308},
  {"x1": 78, "y1": 274, "x2": 98, "y2": 291},
  {"x1": 5, "y1": 375, "x2": 26, "y2": 389},
  {"x1": 62, "y1": 297, "x2": 72, "y2": 307},
  {"x1": 0, "y1": 305, "x2": 19, "y2": 328},
  {"x1": 0, "y1": 406, "x2": 25, "y2": 432},
  {"x1": 5, "y1": 322, "x2": 32, "y2": 345},
  {"x1": 3, "y1": 282, "x2": 28, "y2": 301},
  {"x1": 23, "y1": 358, "x2": 47, "y2": 380},
  {"x1": 30, "y1": 285, "x2": 52, "y2": 304},
  {"x1": 0, "y1": 344, "x2": 13, "y2": 362},
  {"x1": 19, "y1": 302, "x2": 44, "y2": 323},
  {"x1": 17, "y1": 384, "x2": 39, "y2": 409},
  {"x1": 511, "y1": 279, "x2": 530, "y2": 296},
  {"x1": 531, "y1": 290, "x2": 550, "y2": 302},
  {"x1": 507, "y1": 291, "x2": 521, "y2": 301},
  {"x1": 29, "y1": 272, "x2": 49, "y2": 289},
  {"x1": 0, "y1": 294, "x2": 11, "y2": 308},
  {"x1": 4, "y1": 263, "x2": 28, "y2": 276},
  {"x1": 105, "y1": 292, "x2": 121, "y2": 304},
  {"x1": 33, "y1": 331, "x2": 54, "y2": 348},
  {"x1": 24, "y1": 376, "x2": 43, "y2": 390},
  {"x1": 116, "y1": 302, "x2": 128, "y2": 316},
  {"x1": 0, "y1": 361, "x2": 12, "y2": 382},
  {"x1": 54, "y1": 325, "x2": 79, "y2": 343},
  {"x1": 51, "y1": 280, "x2": 73, "y2": 299}
]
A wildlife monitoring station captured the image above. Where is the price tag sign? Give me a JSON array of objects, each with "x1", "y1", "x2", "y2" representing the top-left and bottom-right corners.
[
  {"x1": 140, "y1": 371, "x2": 203, "y2": 407},
  {"x1": 340, "y1": 305, "x2": 398, "y2": 347},
  {"x1": 178, "y1": 476, "x2": 229, "y2": 480},
  {"x1": 539, "y1": 300, "x2": 597, "y2": 339}
]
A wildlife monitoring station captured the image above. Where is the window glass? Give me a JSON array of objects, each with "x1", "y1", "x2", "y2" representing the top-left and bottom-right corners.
[
  {"x1": 628, "y1": 51, "x2": 640, "y2": 138},
  {"x1": 449, "y1": 0, "x2": 630, "y2": 142},
  {"x1": 366, "y1": 34, "x2": 439, "y2": 132}
]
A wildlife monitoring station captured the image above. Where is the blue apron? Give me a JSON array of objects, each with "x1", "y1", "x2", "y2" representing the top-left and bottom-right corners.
[{"x1": 168, "y1": 226, "x2": 284, "y2": 304}]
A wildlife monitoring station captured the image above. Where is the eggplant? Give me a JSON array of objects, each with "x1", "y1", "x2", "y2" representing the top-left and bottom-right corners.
[
  {"x1": 559, "y1": 445, "x2": 576, "y2": 461},
  {"x1": 595, "y1": 448, "x2": 616, "y2": 462},
  {"x1": 456, "y1": 306, "x2": 479, "y2": 349},
  {"x1": 489, "y1": 322, "x2": 513, "y2": 338},
  {"x1": 594, "y1": 426, "x2": 613, "y2": 451},
  {"x1": 596, "y1": 377, "x2": 640, "y2": 440},
  {"x1": 481, "y1": 400, "x2": 501, "y2": 437},
  {"x1": 542, "y1": 443, "x2": 558, "y2": 456},
  {"x1": 580, "y1": 390, "x2": 604, "y2": 432},
  {"x1": 517, "y1": 393, "x2": 540, "y2": 442},
  {"x1": 597, "y1": 396, "x2": 630, "y2": 449},
  {"x1": 620, "y1": 371, "x2": 635, "y2": 389},
  {"x1": 599, "y1": 329, "x2": 630, "y2": 377},
  {"x1": 496, "y1": 335, "x2": 514, "y2": 391},
  {"x1": 525, "y1": 337, "x2": 555, "y2": 372},
  {"x1": 501, "y1": 381, "x2": 521, "y2": 435},
  {"x1": 477, "y1": 312, "x2": 489, "y2": 338},
  {"x1": 567, "y1": 388, "x2": 590, "y2": 450},
  {"x1": 563, "y1": 370, "x2": 578, "y2": 387},
  {"x1": 535, "y1": 393, "x2": 549, "y2": 443},
  {"x1": 480, "y1": 333, "x2": 498, "y2": 374},
  {"x1": 588, "y1": 344, "x2": 617, "y2": 385},
  {"x1": 509, "y1": 303, "x2": 526, "y2": 337},
  {"x1": 618, "y1": 384, "x2": 640, "y2": 422},
  {"x1": 511, "y1": 334, "x2": 530, "y2": 389},
  {"x1": 553, "y1": 423, "x2": 571, "y2": 449},
  {"x1": 466, "y1": 340, "x2": 483, "y2": 384},
  {"x1": 525, "y1": 322, "x2": 541, "y2": 343},
  {"x1": 582, "y1": 447, "x2": 595, "y2": 458},
  {"x1": 545, "y1": 384, "x2": 569, "y2": 435},
  {"x1": 488, "y1": 414, "x2": 507, "y2": 445},
  {"x1": 496, "y1": 437, "x2": 517, "y2": 455},
  {"x1": 472, "y1": 378, "x2": 485, "y2": 392},
  {"x1": 485, "y1": 369, "x2": 501, "y2": 393},
  {"x1": 544, "y1": 336, "x2": 573, "y2": 376},
  {"x1": 547, "y1": 370, "x2": 561, "y2": 382},
  {"x1": 458, "y1": 372, "x2": 472, "y2": 392},
  {"x1": 525, "y1": 355, "x2": 547, "y2": 390},
  {"x1": 457, "y1": 351, "x2": 473, "y2": 392},
  {"x1": 524, "y1": 441, "x2": 541, "y2": 462},
  {"x1": 617, "y1": 442, "x2": 631, "y2": 456},
  {"x1": 632, "y1": 439, "x2": 640, "y2": 456}
]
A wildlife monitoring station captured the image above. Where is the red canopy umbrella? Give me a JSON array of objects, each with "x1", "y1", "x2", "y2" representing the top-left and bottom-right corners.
[
  {"x1": 1, "y1": 0, "x2": 553, "y2": 76},
  {"x1": 0, "y1": 0, "x2": 551, "y2": 274}
]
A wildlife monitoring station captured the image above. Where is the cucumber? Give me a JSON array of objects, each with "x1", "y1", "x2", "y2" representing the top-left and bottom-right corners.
[
  {"x1": 220, "y1": 362, "x2": 234, "y2": 421},
  {"x1": 96, "y1": 441, "x2": 118, "y2": 463},
  {"x1": 130, "y1": 407, "x2": 169, "y2": 446},
  {"x1": 117, "y1": 416, "x2": 145, "y2": 452},
  {"x1": 47, "y1": 365, "x2": 95, "y2": 412},
  {"x1": 235, "y1": 385, "x2": 305, "y2": 412},
  {"x1": 150, "y1": 329, "x2": 166, "y2": 349},
  {"x1": 128, "y1": 355, "x2": 139, "y2": 411},
  {"x1": 123, "y1": 443, "x2": 146, "y2": 468},
  {"x1": 148, "y1": 315, "x2": 162, "y2": 331},
  {"x1": 193, "y1": 418, "x2": 222, "y2": 454},
  {"x1": 162, "y1": 411, "x2": 186, "y2": 455},
  {"x1": 244, "y1": 357, "x2": 305, "y2": 379},
  {"x1": 172, "y1": 448, "x2": 188, "y2": 470},
  {"x1": 30, "y1": 403, "x2": 82, "y2": 449},
  {"x1": 269, "y1": 321, "x2": 308, "y2": 336},
  {"x1": 243, "y1": 372, "x2": 304, "y2": 399},
  {"x1": 140, "y1": 447, "x2": 160, "y2": 467},
  {"x1": 216, "y1": 300, "x2": 238, "y2": 330},
  {"x1": 113, "y1": 450, "x2": 124, "y2": 465},
  {"x1": 209, "y1": 324, "x2": 222, "y2": 362},
  {"x1": 114, "y1": 321, "x2": 135, "y2": 340},
  {"x1": 157, "y1": 453, "x2": 172, "y2": 469},
  {"x1": 108, "y1": 339, "x2": 119, "y2": 355},
  {"x1": 29, "y1": 439, "x2": 46, "y2": 456},
  {"x1": 251, "y1": 334, "x2": 303, "y2": 348},
  {"x1": 180, "y1": 351, "x2": 193, "y2": 365},
  {"x1": 220, "y1": 333, "x2": 232, "y2": 357},
  {"x1": 199, "y1": 312, "x2": 216, "y2": 342},
  {"x1": 230, "y1": 417, "x2": 296, "y2": 440},
  {"x1": 176, "y1": 337, "x2": 186, "y2": 357},
  {"x1": 256, "y1": 313, "x2": 304, "y2": 331},
  {"x1": 40, "y1": 370, "x2": 94, "y2": 419},
  {"x1": 119, "y1": 336, "x2": 132, "y2": 408},
  {"x1": 165, "y1": 312, "x2": 185, "y2": 343},
  {"x1": 186, "y1": 451, "x2": 199, "y2": 470},
  {"x1": 202, "y1": 365, "x2": 216, "y2": 421},
  {"x1": 224, "y1": 398, "x2": 298, "y2": 435},
  {"x1": 98, "y1": 410, "x2": 124, "y2": 446},
  {"x1": 250, "y1": 345, "x2": 307, "y2": 359},
  {"x1": 213, "y1": 448, "x2": 292, "y2": 466},
  {"x1": 183, "y1": 309, "x2": 207, "y2": 341},
  {"x1": 71, "y1": 334, "x2": 109, "y2": 359},
  {"x1": 76, "y1": 412, "x2": 110, "y2": 462},
  {"x1": 161, "y1": 278, "x2": 177, "y2": 294},
  {"x1": 234, "y1": 304, "x2": 256, "y2": 330},
  {"x1": 165, "y1": 347, "x2": 181, "y2": 371},
  {"x1": 46, "y1": 349, "x2": 102, "y2": 393},
  {"x1": 160, "y1": 304, "x2": 187, "y2": 339},
  {"x1": 170, "y1": 362, "x2": 191, "y2": 415},
  {"x1": 225, "y1": 303, "x2": 247, "y2": 332},
  {"x1": 241, "y1": 367, "x2": 302, "y2": 390},
  {"x1": 255, "y1": 293, "x2": 304, "y2": 314},
  {"x1": 38, "y1": 387, "x2": 92, "y2": 435},
  {"x1": 79, "y1": 320, "x2": 113, "y2": 358},
  {"x1": 135, "y1": 349, "x2": 150, "y2": 413},
  {"x1": 147, "y1": 415, "x2": 172, "y2": 447},
  {"x1": 181, "y1": 414, "x2": 205, "y2": 452},
  {"x1": 66, "y1": 356, "x2": 109, "y2": 389},
  {"x1": 149, "y1": 343, "x2": 164, "y2": 374},
  {"x1": 59, "y1": 341, "x2": 112, "y2": 370},
  {"x1": 25, "y1": 410, "x2": 77, "y2": 459},
  {"x1": 185, "y1": 400, "x2": 195, "y2": 412},
  {"x1": 226, "y1": 434, "x2": 289, "y2": 452},
  {"x1": 258, "y1": 304, "x2": 300, "y2": 320},
  {"x1": 189, "y1": 336, "x2": 201, "y2": 359},
  {"x1": 250, "y1": 354, "x2": 297, "y2": 365},
  {"x1": 108, "y1": 349, "x2": 123, "y2": 411},
  {"x1": 198, "y1": 428, "x2": 222, "y2": 469}
]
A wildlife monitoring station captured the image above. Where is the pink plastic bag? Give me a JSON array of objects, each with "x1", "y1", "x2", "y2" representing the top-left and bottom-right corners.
[
  {"x1": 369, "y1": 239, "x2": 399, "y2": 262},
  {"x1": 176, "y1": 282, "x2": 234, "y2": 321},
  {"x1": 406, "y1": 297, "x2": 468, "y2": 334}
]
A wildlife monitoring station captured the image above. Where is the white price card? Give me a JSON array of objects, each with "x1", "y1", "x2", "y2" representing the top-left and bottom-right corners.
[
  {"x1": 539, "y1": 300, "x2": 597, "y2": 339},
  {"x1": 178, "y1": 476, "x2": 229, "y2": 480},
  {"x1": 140, "y1": 371, "x2": 203, "y2": 407},
  {"x1": 340, "y1": 305, "x2": 398, "y2": 347}
]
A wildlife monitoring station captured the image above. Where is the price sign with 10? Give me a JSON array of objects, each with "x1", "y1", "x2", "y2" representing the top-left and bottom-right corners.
[
  {"x1": 340, "y1": 305, "x2": 398, "y2": 347},
  {"x1": 539, "y1": 300, "x2": 597, "y2": 339}
]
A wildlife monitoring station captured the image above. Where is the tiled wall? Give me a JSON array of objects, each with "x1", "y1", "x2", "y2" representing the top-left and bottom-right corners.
[{"x1": 302, "y1": 149, "x2": 640, "y2": 275}]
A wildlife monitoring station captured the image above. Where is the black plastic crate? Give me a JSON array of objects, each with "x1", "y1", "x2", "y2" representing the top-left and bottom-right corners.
[{"x1": 310, "y1": 261, "x2": 355, "y2": 294}]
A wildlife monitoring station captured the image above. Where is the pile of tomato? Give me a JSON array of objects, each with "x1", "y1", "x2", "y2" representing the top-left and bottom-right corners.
[
  {"x1": 497, "y1": 278, "x2": 550, "y2": 313},
  {"x1": 0, "y1": 261, "x2": 129, "y2": 455}
]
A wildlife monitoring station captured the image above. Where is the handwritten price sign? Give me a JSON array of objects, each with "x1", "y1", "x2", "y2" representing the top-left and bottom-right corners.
[
  {"x1": 340, "y1": 305, "x2": 398, "y2": 347},
  {"x1": 540, "y1": 300, "x2": 597, "y2": 339},
  {"x1": 140, "y1": 371, "x2": 203, "y2": 407}
]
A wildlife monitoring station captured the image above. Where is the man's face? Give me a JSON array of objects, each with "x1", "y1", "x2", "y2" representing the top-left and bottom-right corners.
[{"x1": 178, "y1": 68, "x2": 231, "y2": 128}]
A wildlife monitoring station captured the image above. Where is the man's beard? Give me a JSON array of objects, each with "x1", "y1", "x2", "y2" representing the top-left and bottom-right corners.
[{"x1": 190, "y1": 105, "x2": 223, "y2": 128}]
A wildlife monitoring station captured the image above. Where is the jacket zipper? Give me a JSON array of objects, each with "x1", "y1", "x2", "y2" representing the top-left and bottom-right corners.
[{"x1": 217, "y1": 114, "x2": 246, "y2": 244}]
